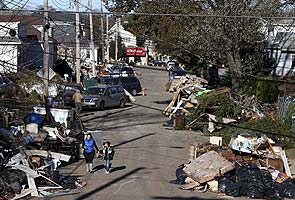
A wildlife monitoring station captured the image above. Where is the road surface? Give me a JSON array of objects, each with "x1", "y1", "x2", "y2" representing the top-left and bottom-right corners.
[{"x1": 56, "y1": 67, "x2": 231, "y2": 200}]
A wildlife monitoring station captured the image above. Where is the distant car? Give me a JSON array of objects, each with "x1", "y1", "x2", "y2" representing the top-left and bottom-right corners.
[
  {"x1": 97, "y1": 76, "x2": 142, "y2": 96},
  {"x1": 57, "y1": 83, "x2": 85, "y2": 106},
  {"x1": 169, "y1": 66, "x2": 187, "y2": 77},
  {"x1": 148, "y1": 60, "x2": 154, "y2": 66},
  {"x1": 113, "y1": 77, "x2": 142, "y2": 96},
  {"x1": 111, "y1": 67, "x2": 135, "y2": 77},
  {"x1": 82, "y1": 85, "x2": 127, "y2": 110},
  {"x1": 167, "y1": 61, "x2": 176, "y2": 70},
  {"x1": 153, "y1": 60, "x2": 166, "y2": 67}
]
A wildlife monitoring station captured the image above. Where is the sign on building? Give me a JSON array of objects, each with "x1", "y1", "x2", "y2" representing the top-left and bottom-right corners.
[{"x1": 126, "y1": 47, "x2": 146, "y2": 57}]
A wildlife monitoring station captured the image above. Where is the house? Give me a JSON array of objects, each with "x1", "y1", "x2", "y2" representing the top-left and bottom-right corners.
[
  {"x1": 0, "y1": 22, "x2": 21, "y2": 73},
  {"x1": 49, "y1": 12, "x2": 100, "y2": 69},
  {"x1": 0, "y1": 11, "x2": 57, "y2": 73},
  {"x1": 268, "y1": 20, "x2": 295, "y2": 76},
  {"x1": 108, "y1": 23, "x2": 155, "y2": 65}
]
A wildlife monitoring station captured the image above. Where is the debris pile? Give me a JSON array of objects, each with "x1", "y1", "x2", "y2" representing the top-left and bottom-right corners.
[
  {"x1": 174, "y1": 135, "x2": 295, "y2": 199},
  {"x1": 0, "y1": 105, "x2": 85, "y2": 199},
  {"x1": 164, "y1": 76, "x2": 284, "y2": 139}
]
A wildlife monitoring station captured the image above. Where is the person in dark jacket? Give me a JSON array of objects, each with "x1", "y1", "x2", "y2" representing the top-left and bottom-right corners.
[
  {"x1": 101, "y1": 141, "x2": 115, "y2": 174},
  {"x1": 82, "y1": 132, "x2": 98, "y2": 173}
]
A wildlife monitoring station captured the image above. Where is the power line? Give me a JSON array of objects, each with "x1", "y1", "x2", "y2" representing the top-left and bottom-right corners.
[{"x1": 5, "y1": 8, "x2": 295, "y2": 20}]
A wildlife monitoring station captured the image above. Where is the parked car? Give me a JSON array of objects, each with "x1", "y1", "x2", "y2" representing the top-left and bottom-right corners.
[
  {"x1": 57, "y1": 83, "x2": 85, "y2": 106},
  {"x1": 82, "y1": 85, "x2": 127, "y2": 110},
  {"x1": 97, "y1": 76, "x2": 142, "y2": 96},
  {"x1": 153, "y1": 60, "x2": 167, "y2": 67},
  {"x1": 112, "y1": 67, "x2": 135, "y2": 77},
  {"x1": 167, "y1": 61, "x2": 177, "y2": 70},
  {"x1": 169, "y1": 66, "x2": 187, "y2": 77}
]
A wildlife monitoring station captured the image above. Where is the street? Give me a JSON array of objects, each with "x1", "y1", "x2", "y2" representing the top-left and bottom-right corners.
[{"x1": 55, "y1": 67, "x2": 221, "y2": 200}]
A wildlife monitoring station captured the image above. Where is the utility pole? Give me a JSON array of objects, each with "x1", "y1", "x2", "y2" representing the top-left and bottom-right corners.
[
  {"x1": 75, "y1": 0, "x2": 81, "y2": 83},
  {"x1": 43, "y1": 0, "x2": 49, "y2": 96},
  {"x1": 88, "y1": 0, "x2": 95, "y2": 77},
  {"x1": 106, "y1": 15, "x2": 109, "y2": 63},
  {"x1": 100, "y1": 0, "x2": 105, "y2": 69},
  {"x1": 115, "y1": 16, "x2": 118, "y2": 62}
]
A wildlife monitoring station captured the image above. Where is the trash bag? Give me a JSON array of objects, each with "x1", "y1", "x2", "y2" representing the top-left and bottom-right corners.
[
  {"x1": 218, "y1": 176, "x2": 241, "y2": 197},
  {"x1": 170, "y1": 164, "x2": 187, "y2": 184},
  {"x1": 261, "y1": 171, "x2": 281, "y2": 199},
  {"x1": 235, "y1": 163, "x2": 280, "y2": 199},
  {"x1": 247, "y1": 182, "x2": 265, "y2": 199},
  {"x1": 23, "y1": 112, "x2": 44, "y2": 127},
  {"x1": 0, "y1": 169, "x2": 26, "y2": 194},
  {"x1": 275, "y1": 179, "x2": 295, "y2": 198},
  {"x1": 0, "y1": 128, "x2": 12, "y2": 142}
]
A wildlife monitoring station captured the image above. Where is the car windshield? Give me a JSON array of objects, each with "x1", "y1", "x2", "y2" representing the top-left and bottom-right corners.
[
  {"x1": 86, "y1": 87, "x2": 105, "y2": 95},
  {"x1": 66, "y1": 85, "x2": 83, "y2": 91},
  {"x1": 170, "y1": 66, "x2": 184, "y2": 71}
]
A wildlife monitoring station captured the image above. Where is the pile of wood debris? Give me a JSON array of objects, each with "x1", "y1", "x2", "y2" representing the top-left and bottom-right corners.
[
  {"x1": 0, "y1": 106, "x2": 91, "y2": 199},
  {"x1": 174, "y1": 135, "x2": 295, "y2": 199},
  {"x1": 164, "y1": 75, "x2": 278, "y2": 133}
]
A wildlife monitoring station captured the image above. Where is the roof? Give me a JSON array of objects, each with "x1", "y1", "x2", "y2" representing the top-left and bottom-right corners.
[
  {"x1": 0, "y1": 11, "x2": 43, "y2": 40},
  {"x1": 52, "y1": 24, "x2": 90, "y2": 47},
  {"x1": 0, "y1": 36, "x2": 21, "y2": 44}
]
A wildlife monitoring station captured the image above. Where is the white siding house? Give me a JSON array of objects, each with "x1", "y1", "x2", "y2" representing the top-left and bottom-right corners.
[
  {"x1": 268, "y1": 21, "x2": 295, "y2": 76},
  {"x1": 108, "y1": 24, "x2": 156, "y2": 65},
  {"x1": 0, "y1": 22, "x2": 21, "y2": 73}
]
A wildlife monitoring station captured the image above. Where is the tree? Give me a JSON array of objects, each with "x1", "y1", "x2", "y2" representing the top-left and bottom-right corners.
[
  {"x1": 109, "y1": 36, "x2": 126, "y2": 60},
  {"x1": 102, "y1": 0, "x2": 295, "y2": 92}
]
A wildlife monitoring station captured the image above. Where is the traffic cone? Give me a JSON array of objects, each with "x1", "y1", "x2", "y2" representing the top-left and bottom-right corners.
[{"x1": 142, "y1": 88, "x2": 147, "y2": 96}]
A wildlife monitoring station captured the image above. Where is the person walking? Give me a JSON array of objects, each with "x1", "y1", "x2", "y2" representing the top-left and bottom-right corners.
[
  {"x1": 82, "y1": 132, "x2": 98, "y2": 173},
  {"x1": 101, "y1": 141, "x2": 115, "y2": 174},
  {"x1": 72, "y1": 90, "x2": 83, "y2": 114}
]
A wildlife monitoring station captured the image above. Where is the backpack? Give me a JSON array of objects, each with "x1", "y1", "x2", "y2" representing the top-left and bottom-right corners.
[{"x1": 109, "y1": 146, "x2": 115, "y2": 160}]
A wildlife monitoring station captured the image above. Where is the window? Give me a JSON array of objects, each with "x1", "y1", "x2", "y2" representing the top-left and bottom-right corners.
[
  {"x1": 86, "y1": 50, "x2": 90, "y2": 58},
  {"x1": 110, "y1": 87, "x2": 117, "y2": 94},
  {"x1": 105, "y1": 89, "x2": 111, "y2": 95},
  {"x1": 87, "y1": 87, "x2": 105, "y2": 95},
  {"x1": 117, "y1": 86, "x2": 124, "y2": 93}
]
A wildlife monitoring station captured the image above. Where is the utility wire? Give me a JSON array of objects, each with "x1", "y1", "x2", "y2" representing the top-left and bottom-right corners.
[{"x1": 6, "y1": 9, "x2": 295, "y2": 20}]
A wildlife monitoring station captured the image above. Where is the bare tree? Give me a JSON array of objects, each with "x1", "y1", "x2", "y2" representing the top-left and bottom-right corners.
[{"x1": 103, "y1": 0, "x2": 295, "y2": 91}]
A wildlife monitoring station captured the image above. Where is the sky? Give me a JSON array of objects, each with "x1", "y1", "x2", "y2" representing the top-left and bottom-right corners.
[{"x1": 9, "y1": 0, "x2": 103, "y2": 11}]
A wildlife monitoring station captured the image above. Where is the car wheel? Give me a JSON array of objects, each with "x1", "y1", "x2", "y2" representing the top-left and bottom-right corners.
[
  {"x1": 131, "y1": 89, "x2": 137, "y2": 96},
  {"x1": 119, "y1": 99, "x2": 125, "y2": 108},
  {"x1": 99, "y1": 101, "x2": 105, "y2": 110}
]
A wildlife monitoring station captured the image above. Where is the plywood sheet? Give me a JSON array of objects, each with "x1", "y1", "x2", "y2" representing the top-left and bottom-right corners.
[{"x1": 183, "y1": 151, "x2": 235, "y2": 183}]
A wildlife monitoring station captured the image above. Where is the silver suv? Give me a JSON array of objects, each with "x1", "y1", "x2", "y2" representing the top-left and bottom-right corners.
[{"x1": 82, "y1": 85, "x2": 126, "y2": 110}]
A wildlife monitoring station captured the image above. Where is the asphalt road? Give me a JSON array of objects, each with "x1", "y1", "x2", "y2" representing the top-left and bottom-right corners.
[{"x1": 55, "y1": 67, "x2": 230, "y2": 200}]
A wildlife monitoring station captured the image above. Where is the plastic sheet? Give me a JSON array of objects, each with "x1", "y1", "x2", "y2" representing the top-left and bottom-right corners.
[{"x1": 23, "y1": 113, "x2": 44, "y2": 127}]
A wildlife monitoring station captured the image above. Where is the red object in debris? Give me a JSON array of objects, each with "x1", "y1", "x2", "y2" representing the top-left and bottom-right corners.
[{"x1": 126, "y1": 47, "x2": 146, "y2": 57}]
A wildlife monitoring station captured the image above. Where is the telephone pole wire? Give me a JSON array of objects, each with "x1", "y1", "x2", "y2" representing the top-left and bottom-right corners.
[
  {"x1": 88, "y1": 0, "x2": 96, "y2": 77},
  {"x1": 43, "y1": 0, "x2": 49, "y2": 96},
  {"x1": 100, "y1": 0, "x2": 105, "y2": 69},
  {"x1": 106, "y1": 14, "x2": 109, "y2": 63},
  {"x1": 75, "y1": 0, "x2": 81, "y2": 83}
]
